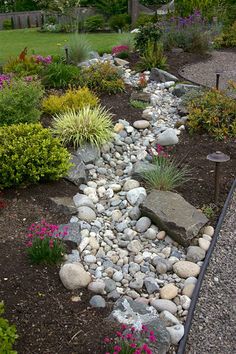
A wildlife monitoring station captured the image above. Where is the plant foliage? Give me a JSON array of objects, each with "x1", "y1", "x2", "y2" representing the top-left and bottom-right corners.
[
  {"x1": 137, "y1": 41, "x2": 168, "y2": 71},
  {"x1": 42, "y1": 62, "x2": 81, "y2": 89},
  {"x1": 67, "y1": 34, "x2": 91, "y2": 64},
  {"x1": 0, "y1": 302, "x2": 18, "y2": 354},
  {"x1": 0, "y1": 123, "x2": 71, "y2": 189},
  {"x1": 52, "y1": 106, "x2": 114, "y2": 147},
  {"x1": 134, "y1": 22, "x2": 163, "y2": 52}
]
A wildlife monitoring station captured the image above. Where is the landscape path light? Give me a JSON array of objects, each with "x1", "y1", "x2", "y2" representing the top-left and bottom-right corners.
[{"x1": 207, "y1": 151, "x2": 230, "y2": 203}]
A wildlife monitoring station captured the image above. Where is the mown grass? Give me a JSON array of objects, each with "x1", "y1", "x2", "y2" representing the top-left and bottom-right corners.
[{"x1": 0, "y1": 28, "x2": 130, "y2": 63}]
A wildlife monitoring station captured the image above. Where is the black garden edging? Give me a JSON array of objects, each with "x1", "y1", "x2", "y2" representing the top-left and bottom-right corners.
[{"x1": 177, "y1": 177, "x2": 236, "y2": 354}]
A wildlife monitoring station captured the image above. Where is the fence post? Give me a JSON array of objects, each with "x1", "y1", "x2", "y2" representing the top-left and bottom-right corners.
[{"x1": 129, "y1": 0, "x2": 140, "y2": 27}]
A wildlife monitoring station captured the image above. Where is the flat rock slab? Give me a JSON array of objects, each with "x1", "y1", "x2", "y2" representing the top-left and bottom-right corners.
[
  {"x1": 141, "y1": 191, "x2": 208, "y2": 246},
  {"x1": 54, "y1": 222, "x2": 81, "y2": 246},
  {"x1": 50, "y1": 197, "x2": 77, "y2": 215}
]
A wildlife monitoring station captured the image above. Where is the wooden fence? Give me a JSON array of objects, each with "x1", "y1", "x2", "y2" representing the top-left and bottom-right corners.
[{"x1": 0, "y1": 7, "x2": 96, "y2": 30}]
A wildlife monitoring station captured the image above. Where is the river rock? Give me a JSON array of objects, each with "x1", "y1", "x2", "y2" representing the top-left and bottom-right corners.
[
  {"x1": 76, "y1": 143, "x2": 100, "y2": 164},
  {"x1": 77, "y1": 206, "x2": 96, "y2": 222},
  {"x1": 160, "y1": 311, "x2": 180, "y2": 327},
  {"x1": 50, "y1": 197, "x2": 77, "y2": 215},
  {"x1": 141, "y1": 191, "x2": 208, "y2": 246},
  {"x1": 66, "y1": 154, "x2": 87, "y2": 185},
  {"x1": 150, "y1": 299, "x2": 177, "y2": 314},
  {"x1": 136, "y1": 217, "x2": 152, "y2": 233},
  {"x1": 173, "y1": 261, "x2": 200, "y2": 278},
  {"x1": 123, "y1": 179, "x2": 140, "y2": 191},
  {"x1": 157, "y1": 128, "x2": 179, "y2": 146},
  {"x1": 89, "y1": 295, "x2": 106, "y2": 308},
  {"x1": 73, "y1": 193, "x2": 95, "y2": 210},
  {"x1": 127, "y1": 240, "x2": 143, "y2": 254},
  {"x1": 187, "y1": 246, "x2": 206, "y2": 263},
  {"x1": 167, "y1": 324, "x2": 184, "y2": 345},
  {"x1": 198, "y1": 237, "x2": 210, "y2": 251},
  {"x1": 203, "y1": 225, "x2": 214, "y2": 237},
  {"x1": 160, "y1": 284, "x2": 178, "y2": 300},
  {"x1": 127, "y1": 187, "x2": 147, "y2": 206},
  {"x1": 59, "y1": 263, "x2": 91, "y2": 290},
  {"x1": 133, "y1": 120, "x2": 150, "y2": 129},
  {"x1": 88, "y1": 280, "x2": 105, "y2": 294}
]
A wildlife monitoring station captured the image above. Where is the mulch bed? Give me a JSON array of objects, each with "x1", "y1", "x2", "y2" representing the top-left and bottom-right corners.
[{"x1": 0, "y1": 51, "x2": 236, "y2": 354}]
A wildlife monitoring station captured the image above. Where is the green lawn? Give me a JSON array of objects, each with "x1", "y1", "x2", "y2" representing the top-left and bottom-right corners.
[{"x1": 0, "y1": 28, "x2": 129, "y2": 63}]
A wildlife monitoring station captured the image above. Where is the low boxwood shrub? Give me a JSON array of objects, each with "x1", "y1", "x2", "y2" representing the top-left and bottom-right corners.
[
  {"x1": 41, "y1": 62, "x2": 81, "y2": 89},
  {"x1": 42, "y1": 87, "x2": 99, "y2": 115},
  {"x1": 0, "y1": 123, "x2": 71, "y2": 189},
  {"x1": 79, "y1": 61, "x2": 125, "y2": 94},
  {"x1": 52, "y1": 106, "x2": 114, "y2": 148},
  {"x1": 0, "y1": 302, "x2": 18, "y2": 354},
  {"x1": 0, "y1": 79, "x2": 44, "y2": 126},
  {"x1": 187, "y1": 89, "x2": 236, "y2": 139}
]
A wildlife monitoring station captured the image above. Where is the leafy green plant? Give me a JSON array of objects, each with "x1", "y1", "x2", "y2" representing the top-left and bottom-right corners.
[
  {"x1": 79, "y1": 61, "x2": 125, "y2": 94},
  {"x1": 0, "y1": 302, "x2": 18, "y2": 354},
  {"x1": 92, "y1": 0, "x2": 127, "y2": 17},
  {"x1": 84, "y1": 15, "x2": 105, "y2": 32},
  {"x1": 187, "y1": 89, "x2": 236, "y2": 139},
  {"x1": 67, "y1": 34, "x2": 91, "y2": 64},
  {"x1": 108, "y1": 14, "x2": 131, "y2": 32},
  {"x1": 174, "y1": 0, "x2": 225, "y2": 19},
  {"x1": 137, "y1": 41, "x2": 168, "y2": 71},
  {"x1": 201, "y1": 204, "x2": 215, "y2": 219},
  {"x1": 130, "y1": 99, "x2": 148, "y2": 110},
  {"x1": 134, "y1": 13, "x2": 155, "y2": 28},
  {"x1": 0, "y1": 123, "x2": 71, "y2": 189},
  {"x1": 42, "y1": 87, "x2": 99, "y2": 115},
  {"x1": 42, "y1": 62, "x2": 81, "y2": 88},
  {"x1": 4, "y1": 56, "x2": 44, "y2": 77},
  {"x1": 214, "y1": 21, "x2": 236, "y2": 48},
  {"x1": 0, "y1": 79, "x2": 44, "y2": 126},
  {"x1": 140, "y1": 158, "x2": 190, "y2": 191},
  {"x1": 134, "y1": 22, "x2": 163, "y2": 52},
  {"x1": 2, "y1": 19, "x2": 13, "y2": 30},
  {"x1": 52, "y1": 106, "x2": 113, "y2": 147},
  {"x1": 26, "y1": 220, "x2": 66, "y2": 265}
]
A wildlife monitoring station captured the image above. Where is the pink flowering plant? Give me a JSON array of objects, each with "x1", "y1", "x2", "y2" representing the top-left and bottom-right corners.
[
  {"x1": 112, "y1": 45, "x2": 130, "y2": 59},
  {"x1": 26, "y1": 220, "x2": 67, "y2": 265},
  {"x1": 0, "y1": 74, "x2": 11, "y2": 89},
  {"x1": 148, "y1": 144, "x2": 174, "y2": 164},
  {"x1": 103, "y1": 324, "x2": 157, "y2": 354}
]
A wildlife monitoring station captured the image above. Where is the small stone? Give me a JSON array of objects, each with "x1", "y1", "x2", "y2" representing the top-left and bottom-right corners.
[
  {"x1": 150, "y1": 299, "x2": 177, "y2": 314},
  {"x1": 84, "y1": 255, "x2": 96, "y2": 263},
  {"x1": 180, "y1": 295, "x2": 191, "y2": 310},
  {"x1": 89, "y1": 295, "x2": 106, "y2": 308},
  {"x1": 89, "y1": 236, "x2": 99, "y2": 250},
  {"x1": 157, "y1": 231, "x2": 166, "y2": 240},
  {"x1": 143, "y1": 228, "x2": 157, "y2": 240},
  {"x1": 114, "y1": 123, "x2": 125, "y2": 133},
  {"x1": 127, "y1": 240, "x2": 143, "y2": 254},
  {"x1": 104, "y1": 279, "x2": 116, "y2": 293},
  {"x1": 167, "y1": 324, "x2": 184, "y2": 345},
  {"x1": 187, "y1": 246, "x2": 206, "y2": 263},
  {"x1": 182, "y1": 283, "x2": 195, "y2": 298},
  {"x1": 127, "y1": 187, "x2": 147, "y2": 206},
  {"x1": 59, "y1": 263, "x2": 91, "y2": 290},
  {"x1": 173, "y1": 261, "x2": 200, "y2": 279},
  {"x1": 107, "y1": 289, "x2": 120, "y2": 301},
  {"x1": 136, "y1": 217, "x2": 152, "y2": 233},
  {"x1": 133, "y1": 120, "x2": 150, "y2": 129},
  {"x1": 113, "y1": 271, "x2": 123, "y2": 282},
  {"x1": 157, "y1": 128, "x2": 179, "y2": 146},
  {"x1": 160, "y1": 284, "x2": 178, "y2": 300},
  {"x1": 160, "y1": 311, "x2": 180, "y2": 327},
  {"x1": 129, "y1": 206, "x2": 142, "y2": 220},
  {"x1": 130, "y1": 278, "x2": 144, "y2": 290},
  {"x1": 203, "y1": 225, "x2": 214, "y2": 237},
  {"x1": 123, "y1": 179, "x2": 140, "y2": 191},
  {"x1": 88, "y1": 280, "x2": 105, "y2": 294},
  {"x1": 198, "y1": 238, "x2": 210, "y2": 251},
  {"x1": 144, "y1": 277, "x2": 159, "y2": 294},
  {"x1": 78, "y1": 206, "x2": 96, "y2": 222}
]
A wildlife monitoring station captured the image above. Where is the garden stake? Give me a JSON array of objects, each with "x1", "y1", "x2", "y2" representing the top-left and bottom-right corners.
[
  {"x1": 207, "y1": 151, "x2": 230, "y2": 203},
  {"x1": 65, "y1": 47, "x2": 69, "y2": 64},
  {"x1": 216, "y1": 73, "x2": 220, "y2": 90}
]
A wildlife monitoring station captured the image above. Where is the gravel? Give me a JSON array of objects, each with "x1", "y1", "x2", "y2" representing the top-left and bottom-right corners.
[
  {"x1": 180, "y1": 50, "x2": 236, "y2": 91},
  {"x1": 185, "y1": 190, "x2": 236, "y2": 354}
]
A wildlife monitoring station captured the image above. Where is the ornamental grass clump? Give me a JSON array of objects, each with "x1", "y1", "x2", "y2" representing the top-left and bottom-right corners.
[
  {"x1": 52, "y1": 106, "x2": 114, "y2": 148},
  {"x1": 103, "y1": 323, "x2": 158, "y2": 354},
  {"x1": 141, "y1": 146, "x2": 190, "y2": 191},
  {"x1": 26, "y1": 220, "x2": 67, "y2": 265}
]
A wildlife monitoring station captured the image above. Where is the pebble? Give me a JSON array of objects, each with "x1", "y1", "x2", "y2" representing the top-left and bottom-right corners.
[
  {"x1": 198, "y1": 238, "x2": 210, "y2": 251},
  {"x1": 167, "y1": 324, "x2": 184, "y2": 345},
  {"x1": 160, "y1": 310, "x2": 180, "y2": 327},
  {"x1": 150, "y1": 299, "x2": 178, "y2": 314},
  {"x1": 123, "y1": 179, "x2": 140, "y2": 191},
  {"x1": 173, "y1": 261, "x2": 201, "y2": 278},
  {"x1": 88, "y1": 280, "x2": 105, "y2": 294},
  {"x1": 187, "y1": 246, "x2": 206, "y2": 263},
  {"x1": 203, "y1": 225, "x2": 214, "y2": 237},
  {"x1": 133, "y1": 120, "x2": 150, "y2": 129},
  {"x1": 127, "y1": 240, "x2": 143, "y2": 254},
  {"x1": 126, "y1": 187, "x2": 147, "y2": 206},
  {"x1": 113, "y1": 271, "x2": 123, "y2": 282},
  {"x1": 160, "y1": 284, "x2": 178, "y2": 300},
  {"x1": 157, "y1": 231, "x2": 166, "y2": 240},
  {"x1": 182, "y1": 283, "x2": 195, "y2": 298},
  {"x1": 89, "y1": 295, "x2": 106, "y2": 308},
  {"x1": 136, "y1": 217, "x2": 152, "y2": 233},
  {"x1": 77, "y1": 206, "x2": 96, "y2": 222}
]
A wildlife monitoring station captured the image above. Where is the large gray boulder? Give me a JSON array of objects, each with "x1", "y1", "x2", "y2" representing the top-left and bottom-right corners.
[
  {"x1": 110, "y1": 298, "x2": 171, "y2": 354},
  {"x1": 172, "y1": 84, "x2": 201, "y2": 97},
  {"x1": 50, "y1": 197, "x2": 77, "y2": 215},
  {"x1": 76, "y1": 143, "x2": 100, "y2": 164},
  {"x1": 150, "y1": 68, "x2": 178, "y2": 83},
  {"x1": 65, "y1": 154, "x2": 87, "y2": 186},
  {"x1": 141, "y1": 191, "x2": 208, "y2": 246}
]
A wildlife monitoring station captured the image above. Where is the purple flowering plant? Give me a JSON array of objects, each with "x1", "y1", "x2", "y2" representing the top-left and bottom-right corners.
[
  {"x1": 103, "y1": 324, "x2": 158, "y2": 354},
  {"x1": 0, "y1": 74, "x2": 11, "y2": 90},
  {"x1": 26, "y1": 219, "x2": 67, "y2": 265}
]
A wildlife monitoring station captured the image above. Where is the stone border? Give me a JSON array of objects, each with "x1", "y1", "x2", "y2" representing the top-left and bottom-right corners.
[{"x1": 177, "y1": 177, "x2": 236, "y2": 354}]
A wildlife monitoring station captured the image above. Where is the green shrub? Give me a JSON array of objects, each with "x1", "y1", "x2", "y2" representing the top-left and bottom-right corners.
[
  {"x1": 0, "y1": 79, "x2": 44, "y2": 126},
  {"x1": 67, "y1": 34, "x2": 91, "y2": 65},
  {"x1": 140, "y1": 158, "x2": 190, "y2": 191},
  {"x1": 187, "y1": 89, "x2": 236, "y2": 139},
  {"x1": 108, "y1": 14, "x2": 131, "y2": 32},
  {"x1": 214, "y1": 21, "x2": 236, "y2": 48},
  {"x1": 134, "y1": 13, "x2": 155, "y2": 28},
  {"x1": 85, "y1": 15, "x2": 105, "y2": 32},
  {"x1": 42, "y1": 62, "x2": 81, "y2": 89},
  {"x1": 0, "y1": 123, "x2": 71, "y2": 189},
  {"x1": 0, "y1": 302, "x2": 18, "y2": 354},
  {"x1": 42, "y1": 87, "x2": 99, "y2": 115},
  {"x1": 174, "y1": 0, "x2": 225, "y2": 19},
  {"x1": 2, "y1": 18, "x2": 13, "y2": 30},
  {"x1": 134, "y1": 22, "x2": 163, "y2": 52},
  {"x1": 4, "y1": 56, "x2": 44, "y2": 77},
  {"x1": 137, "y1": 41, "x2": 168, "y2": 71},
  {"x1": 130, "y1": 99, "x2": 149, "y2": 110},
  {"x1": 79, "y1": 61, "x2": 125, "y2": 94},
  {"x1": 52, "y1": 106, "x2": 114, "y2": 148},
  {"x1": 26, "y1": 220, "x2": 66, "y2": 265}
]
